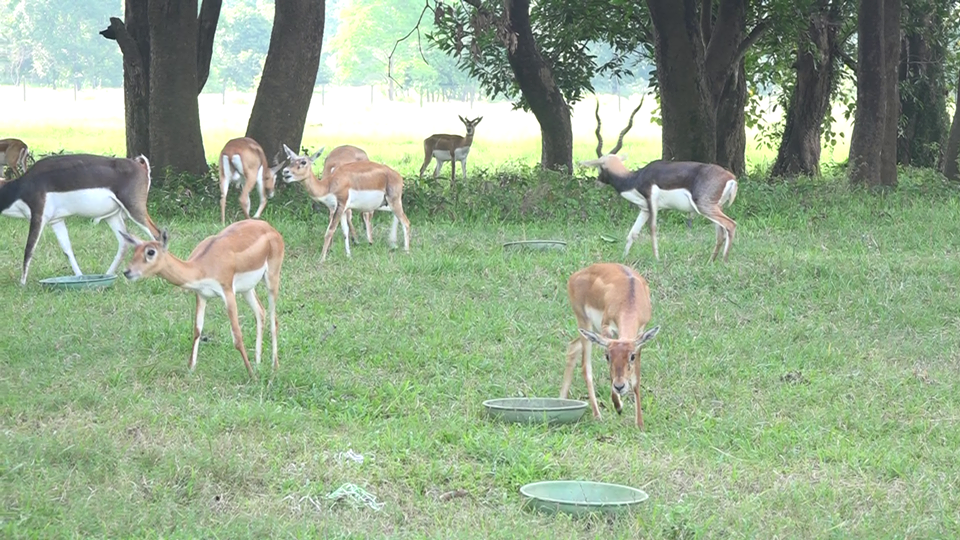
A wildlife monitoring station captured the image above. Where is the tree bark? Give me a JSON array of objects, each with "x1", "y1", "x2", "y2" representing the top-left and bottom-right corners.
[
  {"x1": 197, "y1": 0, "x2": 223, "y2": 92},
  {"x1": 148, "y1": 0, "x2": 207, "y2": 175},
  {"x1": 879, "y1": 0, "x2": 900, "y2": 186},
  {"x1": 716, "y1": 59, "x2": 746, "y2": 175},
  {"x1": 849, "y1": 0, "x2": 887, "y2": 185},
  {"x1": 771, "y1": 2, "x2": 838, "y2": 178},
  {"x1": 897, "y1": 0, "x2": 948, "y2": 168},
  {"x1": 943, "y1": 68, "x2": 960, "y2": 181},
  {"x1": 100, "y1": 2, "x2": 150, "y2": 159},
  {"x1": 246, "y1": 0, "x2": 325, "y2": 163},
  {"x1": 504, "y1": 0, "x2": 573, "y2": 172},
  {"x1": 647, "y1": 0, "x2": 715, "y2": 163}
]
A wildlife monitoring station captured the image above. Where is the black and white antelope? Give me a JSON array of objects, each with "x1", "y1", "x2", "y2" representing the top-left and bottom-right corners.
[
  {"x1": 562, "y1": 263, "x2": 660, "y2": 429},
  {"x1": 282, "y1": 145, "x2": 411, "y2": 262},
  {"x1": 218, "y1": 137, "x2": 285, "y2": 225},
  {"x1": 121, "y1": 220, "x2": 284, "y2": 378},
  {"x1": 418, "y1": 116, "x2": 482, "y2": 185},
  {"x1": 579, "y1": 102, "x2": 739, "y2": 262},
  {"x1": 0, "y1": 153, "x2": 161, "y2": 284}
]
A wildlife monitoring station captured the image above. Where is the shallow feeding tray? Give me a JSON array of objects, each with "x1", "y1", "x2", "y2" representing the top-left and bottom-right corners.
[
  {"x1": 482, "y1": 397, "x2": 588, "y2": 425},
  {"x1": 39, "y1": 274, "x2": 118, "y2": 290},
  {"x1": 520, "y1": 480, "x2": 649, "y2": 516},
  {"x1": 502, "y1": 240, "x2": 567, "y2": 251}
]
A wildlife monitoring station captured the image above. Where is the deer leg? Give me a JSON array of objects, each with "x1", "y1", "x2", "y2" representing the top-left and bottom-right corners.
[
  {"x1": 238, "y1": 188, "x2": 252, "y2": 221},
  {"x1": 265, "y1": 261, "x2": 281, "y2": 370},
  {"x1": 224, "y1": 290, "x2": 255, "y2": 378},
  {"x1": 624, "y1": 208, "x2": 649, "y2": 258},
  {"x1": 634, "y1": 375, "x2": 644, "y2": 429},
  {"x1": 387, "y1": 197, "x2": 411, "y2": 252},
  {"x1": 189, "y1": 295, "x2": 207, "y2": 372},
  {"x1": 703, "y1": 209, "x2": 737, "y2": 262},
  {"x1": 252, "y1": 168, "x2": 267, "y2": 219},
  {"x1": 103, "y1": 213, "x2": 132, "y2": 276},
  {"x1": 345, "y1": 208, "x2": 359, "y2": 245},
  {"x1": 320, "y1": 205, "x2": 346, "y2": 262},
  {"x1": 561, "y1": 338, "x2": 581, "y2": 399},
  {"x1": 363, "y1": 212, "x2": 373, "y2": 244},
  {"x1": 419, "y1": 151, "x2": 432, "y2": 178},
  {"x1": 339, "y1": 209, "x2": 353, "y2": 258},
  {"x1": 711, "y1": 222, "x2": 724, "y2": 262},
  {"x1": 49, "y1": 220, "x2": 83, "y2": 276},
  {"x1": 219, "y1": 160, "x2": 230, "y2": 225},
  {"x1": 21, "y1": 213, "x2": 46, "y2": 285},
  {"x1": 432, "y1": 159, "x2": 443, "y2": 179},
  {"x1": 611, "y1": 389, "x2": 623, "y2": 415},
  {"x1": 649, "y1": 205, "x2": 661, "y2": 261},
  {"x1": 461, "y1": 158, "x2": 468, "y2": 181},
  {"x1": 581, "y1": 339, "x2": 602, "y2": 420},
  {"x1": 241, "y1": 289, "x2": 265, "y2": 365}
]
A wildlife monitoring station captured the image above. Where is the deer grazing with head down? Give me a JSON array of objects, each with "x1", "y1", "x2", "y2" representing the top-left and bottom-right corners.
[
  {"x1": 419, "y1": 116, "x2": 482, "y2": 185},
  {"x1": 579, "y1": 101, "x2": 739, "y2": 262},
  {"x1": 218, "y1": 137, "x2": 285, "y2": 225},
  {"x1": 121, "y1": 219, "x2": 284, "y2": 378},
  {"x1": 282, "y1": 145, "x2": 411, "y2": 262},
  {"x1": 562, "y1": 263, "x2": 660, "y2": 429},
  {"x1": 0, "y1": 138, "x2": 32, "y2": 179},
  {"x1": 0, "y1": 153, "x2": 161, "y2": 285}
]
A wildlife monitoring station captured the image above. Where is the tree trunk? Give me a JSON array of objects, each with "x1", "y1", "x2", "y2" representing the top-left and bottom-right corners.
[
  {"x1": 716, "y1": 59, "x2": 746, "y2": 175},
  {"x1": 897, "y1": 0, "x2": 948, "y2": 168},
  {"x1": 197, "y1": 0, "x2": 223, "y2": 92},
  {"x1": 246, "y1": 0, "x2": 325, "y2": 161},
  {"x1": 148, "y1": 0, "x2": 207, "y2": 175},
  {"x1": 504, "y1": 0, "x2": 572, "y2": 171},
  {"x1": 879, "y1": 0, "x2": 900, "y2": 186},
  {"x1": 849, "y1": 0, "x2": 887, "y2": 185},
  {"x1": 647, "y1": 0, "x2": 715, "y2": 163},
  {"x1": 100, "y1": 2, "x2": 150, "y2": 159},
  {"x1": 943, "y1": 67, "x2": 960, "y2": 181},
  {"x1": 771, "y1": 2, "x2": 838, "y2": 178}
]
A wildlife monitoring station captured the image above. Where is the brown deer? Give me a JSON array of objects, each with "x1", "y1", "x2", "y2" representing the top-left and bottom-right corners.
[
  {"x1": 419, "y1": 116, "x2": 482, "y2": 185},
  {"x1": 218, "y1": 137, "x2": 285, "y2": 225},
  {"x1": 562, "y1": 263, "x2": 660, "y2": 429}
]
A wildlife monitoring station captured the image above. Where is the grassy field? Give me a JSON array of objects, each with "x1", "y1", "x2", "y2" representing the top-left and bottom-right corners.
[{"x1": 2, "y1": 88, "x2": 959, "y2": 539}]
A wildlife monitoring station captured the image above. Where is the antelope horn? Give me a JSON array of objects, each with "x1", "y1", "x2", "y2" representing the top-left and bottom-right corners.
[{"x1": 609, "y1": 94, "x2": 645, "y2": 156}]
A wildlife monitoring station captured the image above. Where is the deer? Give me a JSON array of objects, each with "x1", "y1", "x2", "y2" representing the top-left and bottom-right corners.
[
  {"x1": 579, "y1": 101, "x2": 739, "y2": 262},
  {"x1": 322, "y1": 144, "x2": 373, "y2": 245},
  {"x1": 121, "y1": 219, "x2": 284, "y2": 378},
  {"x1": 0, "y1": 138, "x2": 32, "y2": 179},
  {"x1": 218, "y1": 137, "x2": 285, "y2": 225},
  {"x1": 0, "y1": 153, "x2": 161, "y2": 285},
  {"x1": 282, "y1": 144, "x2": 411, "y2": 262},
  {"x1": 561, "y1": 263, "x2": 660, "y2": 429},
  {"x1": 418, "y1": 116, "x2": 482, "y2": 185}
]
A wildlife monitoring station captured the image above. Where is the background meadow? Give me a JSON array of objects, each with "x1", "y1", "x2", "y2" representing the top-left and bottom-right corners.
[{"x1": 2, "y1": 86, "x2": 958, "y2": 539}]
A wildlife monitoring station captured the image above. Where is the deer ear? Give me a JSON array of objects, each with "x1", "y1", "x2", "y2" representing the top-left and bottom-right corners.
[
  {"x1": 282, "y1": 144, "x2": 298, "y2": 160},
  {"x1": 474, "y1": 117, "x2": 483, "y2": 124},
  {"x1": 578, "y1": 328, "x2": 610, "y2": 348},
  {"x1": 618, "y1": 154, "x2": 629, "y2": 163},
  {"x1": 634, "y1": 326, "x2": 660, "y2": 349},
  {"x1": 459, "y1": 115, "x2": 467, "y2": 123}
]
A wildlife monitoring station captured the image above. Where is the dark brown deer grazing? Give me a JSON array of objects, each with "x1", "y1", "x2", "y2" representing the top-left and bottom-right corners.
[
  {"x1": 580, "y1": 101, "x2": 739, "y2": 262},
  {"x1": 419, "y1": 116, "x2": 482, "y2": 185},
  {"x1": 562, "y1": 263, "x2": 660, "y2": 429},
  {"x1": 0, "y1": 153, "x2": 161, "y2": 284}
]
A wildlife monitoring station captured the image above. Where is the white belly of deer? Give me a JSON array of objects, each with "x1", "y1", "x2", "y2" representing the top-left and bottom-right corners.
[
  {"x1": 621, "y1": 187, "x2": 697, "y2": 214},
  {"x1": 432, "y1": 150, "x2": 452, "y2": 161},
  {"x1": 347, "y1": 190, "x2": 387, "y2": 212},
  {"x1": 184, "y1": 266, "x2": 266, "y2": 300},
  {"x1": 2, "y1": 200, "x2": 32, "y2": 219},
  {"x1": 453, "y1": 147, "x2": 470, "y2": 160},
  {"x1": 3, "y1": 189, "x2": 125, "y2": 221}
]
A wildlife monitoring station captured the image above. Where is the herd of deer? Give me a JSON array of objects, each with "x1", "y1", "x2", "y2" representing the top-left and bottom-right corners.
[{"x1": 0, "y1": 106, "x2": 738, "y2": 428}]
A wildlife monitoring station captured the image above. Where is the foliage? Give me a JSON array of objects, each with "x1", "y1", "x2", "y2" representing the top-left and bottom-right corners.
[
  {"x1": 428, "y1": 0, "x2": 650, "y2": 110},
  {"x1": 0, "y1": 0, "x2": 122, "y2": 87},
  {"x1": 209, "y1": 0, "x2": 273, "y2": 92}
]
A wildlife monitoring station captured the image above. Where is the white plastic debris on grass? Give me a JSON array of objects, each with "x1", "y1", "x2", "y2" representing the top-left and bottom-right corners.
[
  {"x1": 334, "y1": 449, "x2": 367, "y2": 465},
  {"x1": 325, "y1": 482, "x2": 385, "y2": 511}
]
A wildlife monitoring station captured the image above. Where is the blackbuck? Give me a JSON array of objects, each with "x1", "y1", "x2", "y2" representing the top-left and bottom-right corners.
[
  {"x1": 0, "y1": 138, "x2": 32, "y2": 178},
  {"x1": 218, "y1": 137, "x2": 284, "y2": 225},
  {"x1": 419, "y1": 116, "x2": 482, "y2": 184},
  {"x1": 0, "y1": 153, "x2": 161, "y2": 285},
  {"x1": 562, "y1": 263, "x2": 660, "y2": 429},
  {"x1": 282, "y1": 145, "x2": 411, "y2": 262},
  {"x1": 323, "y1": 144, "x2": 372, "y2": 245},
  {"x1": 121, "y1": 220, "x2": 284, "y2": 378},
  {"x1": 580, "y1": 102, "x2": 739, "y2": 262}
]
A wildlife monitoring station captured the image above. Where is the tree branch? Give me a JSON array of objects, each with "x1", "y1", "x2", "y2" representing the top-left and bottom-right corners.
[
  {"x1": 197, "y1": 0, "x2": 223, "y2": 94},
  {"x1": 837, "y1": 48, "x2": 858, "y2": 76},
  {"x1": 732, "y1": 20, "x2": 768, "y2": 66},
  {"x1": 387, "y1": 2, "x2": 434, "y2": 90},
  {"x1": 700, "y1": 0, "x2": 713, "y2": 46},
  {"x1": 100, "y1": 17, "x2": 146, "y2": 94}
]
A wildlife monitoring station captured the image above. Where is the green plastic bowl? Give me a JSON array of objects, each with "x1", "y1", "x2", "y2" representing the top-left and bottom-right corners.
[
  {"x1": 482, "y1": 397, "x2": 588, "y2": 425},
  {"x1": 39, "y1": 274, "x2": 118, "y2": 290},
  {"x1": 502, "y1": 240, "x2": 567, "y2": 251},
  {"x1": 520, "y1": 480, "x2": 649, "y2": 515}
]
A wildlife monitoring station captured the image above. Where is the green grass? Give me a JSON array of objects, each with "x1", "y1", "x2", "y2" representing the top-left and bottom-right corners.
[{"x1": 2, "y1": 165, "x2": 960, "y2": 538}]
